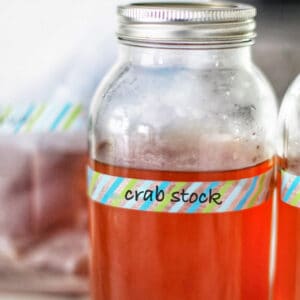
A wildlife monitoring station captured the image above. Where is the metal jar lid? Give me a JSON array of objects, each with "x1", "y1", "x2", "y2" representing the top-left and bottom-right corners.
[{"x1": 117, "y1": 2, "x2": 257, "y2": 48}]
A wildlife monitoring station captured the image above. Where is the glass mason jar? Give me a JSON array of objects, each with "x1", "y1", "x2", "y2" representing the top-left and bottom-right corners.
[
  {"x1": 275, "y1": 75, "x2": 300, "y2": 300},
  {"x1": 88, "y1": 3, "x2": 277, "y2": 300}
]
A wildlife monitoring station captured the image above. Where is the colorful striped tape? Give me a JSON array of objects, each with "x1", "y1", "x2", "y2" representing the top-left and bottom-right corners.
[
  {"x1": 0, "y1": 102, "x2": 85, "y2": 133},
  {"x1": 88, "y1": 167, "x2": 273, "y2": 213},
  {"x1": 281, "y1": 170, "x2": 300, "y2": 207}
]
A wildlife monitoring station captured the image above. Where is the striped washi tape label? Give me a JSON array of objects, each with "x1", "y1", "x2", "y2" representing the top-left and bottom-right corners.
[
  {"x1": 281, "y1": 170, "x2": 300, "y2": 207},
  {"x1": 0, "y1": 102, "x2": 85, "y2": 133},
  {"x1": 87, "y1": 167, "x2": 273, "y2": 213}
]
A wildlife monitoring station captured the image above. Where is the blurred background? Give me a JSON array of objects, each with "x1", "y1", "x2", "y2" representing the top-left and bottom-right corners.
[
  {"x1": 0, "y1": 0, "x2": 299, "y2": 299},
  {"x1": 0, "y1": 0, "x2": 298, "y2": 105}
]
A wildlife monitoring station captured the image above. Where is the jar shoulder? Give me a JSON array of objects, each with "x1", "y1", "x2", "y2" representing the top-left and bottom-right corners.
[
  {"x1": 278, "y1": 74, "x2": 300, "y2": 168},
  {"x1": 93, "y1": 63, "x2": 276, "y2": 109},
  {"x1": 89, "y1": 63, "x2": 277, "y2": 171},
  {"x1": 90, "y1": 62, "x2": 277, "y2": 135},
  {"x1": 280, "y1": 74, "x2": 300, "y2": 113}
]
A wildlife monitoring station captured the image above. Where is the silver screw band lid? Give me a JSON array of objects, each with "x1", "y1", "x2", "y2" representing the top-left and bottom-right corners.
[{"x1": 117, "y1": 2, "x2": 257, "y2": 47}]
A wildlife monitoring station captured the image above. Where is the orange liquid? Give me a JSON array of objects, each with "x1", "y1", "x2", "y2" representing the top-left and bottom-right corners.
[
  {"x1": 274, "y1": 165, "x2": 300, "y2": 300},
  {"x1": 89, "y1": 160, "x2": 274, "y2": 300}
]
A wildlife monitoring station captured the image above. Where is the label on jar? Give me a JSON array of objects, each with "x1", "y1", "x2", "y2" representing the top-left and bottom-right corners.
[
  {"x1": 87, "y1": 167, "x2": 273, "y2": 213},
  {"x1": 281, "y1": 170, "x2": 300, "y2": 207},
  {"x1": 0, "y1": 102, "x2": 86, "y2": 134}
]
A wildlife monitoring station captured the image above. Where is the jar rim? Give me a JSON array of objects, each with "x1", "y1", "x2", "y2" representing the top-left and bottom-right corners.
[{"x1": 117, "y1": 1, "x2": 257, "y2": 48}]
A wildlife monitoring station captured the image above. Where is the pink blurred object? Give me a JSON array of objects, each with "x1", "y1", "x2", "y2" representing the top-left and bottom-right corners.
[
  {"x1": 33, "y1": 149, "x2": 86, "y2": 234},
  {"x1": 24, "y1": 229, "x2": 89, "y2": 276},
  {"x1": 0, "y1": 138, "x2": 35, "y2": 258},
  {"x1": 0, "y1": 137, "x2": 89, "y2": 294}
]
